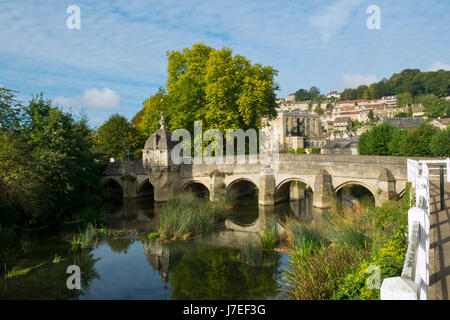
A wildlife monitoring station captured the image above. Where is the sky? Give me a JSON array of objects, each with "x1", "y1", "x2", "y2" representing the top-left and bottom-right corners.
[{"x1": 0, "y1": 0, "x2": 449, "y2": 127}]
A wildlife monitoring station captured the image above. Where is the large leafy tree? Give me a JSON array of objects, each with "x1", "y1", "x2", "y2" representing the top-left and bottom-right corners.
[
  {"x1": 0, "y1": 91, "x2": 102, "y2": 226},
  {"x1": 358, "y1": 123, "x2": 398, "y2": 155},
  {"x1": 136, "y1": 43, "x2": 279, "y2": 136},
  {"x1": 388, "y1": 123, "x2": 437, "y2": 156},
  {"x1": 415, "y1": 94, "x2": 450, "y2": 118},
  {"x1": 294, "y1": 88, "x2": 310, "y2": 101},
  {"x1": 430, "y1": 128, "x2": 450, "y2": 157},
  {"x1": 96, "y1": 114, "x2": 144, "y2": 160}
]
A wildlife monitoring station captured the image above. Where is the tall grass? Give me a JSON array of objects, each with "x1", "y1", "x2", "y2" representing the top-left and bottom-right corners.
[
  {"x1": 259, "y1": 216, "x2": 278, "y2": 250},
  {"x1": 72, "y1": 223, "x2": 98, "y2": 249},
  {"x1": 283, "y1": 246, "x2": 361, "y2": 300},
  {"x1": 287, "y1": 220, "x2": 324, "y2": 254},
  {"x1": 284, "y1": 195, "x2": 408, "y2": 300},
  {"x1": 158, "y1": 192, "x2": 229, "y2": 240}
]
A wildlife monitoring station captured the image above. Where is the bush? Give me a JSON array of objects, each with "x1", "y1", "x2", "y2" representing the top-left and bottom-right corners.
[
  {"x1": 311, "y1": 148, "x2": 321, "y2": 154},
  {"x1": 333, "y1": 227, "x2": 407, "y2": 300},
  {"x1": 296, "y1": 148, "x2": 305, "y2": 154}
]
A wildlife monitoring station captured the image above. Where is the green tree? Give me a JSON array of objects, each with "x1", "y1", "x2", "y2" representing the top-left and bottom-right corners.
[
  {"x1": 295, "y1": 89, "x2": 310, "y2": 101},
  {"x1": 368, "y1": 110, "x2": 374, "y2": 120},
  {"x1": 1, "y1": 92, "x2": 102, "y2": 226},
  {"x1": 309, "y1": 86, "x2": 320, "y2": 101},
  {"x1": 135, "y1": 43, "x2": 279, "y2": 137},
  {"x1": 135, "y1": 88, "x2": 168, "y2": 136},
  {"x1": 358, "y1": 123, "x2": 398, "y2": 155},
  {"x1": 314, "y1": 105, "x2": 323, "y2": 115},
  {"x1": 415, "y1": 94, "x2": 450, "y2": 118},
  {"x1": 430, "y1": 127, "x2": 450, "y2": 157},
  {"x1": 96, "y1": 114, "x2": 144, "y2": 160},
  {"x1": 396, "y1": 92, "x2": 413, "y2": 108}
]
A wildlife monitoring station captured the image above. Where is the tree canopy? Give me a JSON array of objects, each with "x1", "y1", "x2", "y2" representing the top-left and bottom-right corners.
[
  {"x1": 134, "y1": 43, "x2": 279, "y2": 137},
  {"x1": 358, "y1": 122, "x2": 447, "y2": 157},
  {"x1": 95, "y1": 114, "x2": 144, "y2": 161},
  {"x1": 0, "y1": 90, "x2": 102, "y2": 227}
]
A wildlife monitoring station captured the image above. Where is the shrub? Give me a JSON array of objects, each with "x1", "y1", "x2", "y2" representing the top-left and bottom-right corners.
[
  {"x1": 311, "y1": 147, "x2": 321, "y2": 154},
  {"x1": 333, "y1": 227, "x2": 407, "y2": 300},
  {"x1": 289, "y1": 149, "x2": 296, "y2": 154},
  {"x1": 296, "y1": 148, "x2": 305, "y2": 154}
]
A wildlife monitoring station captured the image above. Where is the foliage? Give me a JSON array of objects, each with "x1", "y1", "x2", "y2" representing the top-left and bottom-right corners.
[
  {"x1": 147, "y1": 232, "x2": 159, "y2": 241},
  {"x1": 259, "y1": 216, "x2": 278, "y2": 250},
  {"x1": 358, "y1": 122, "x2": 446, "y2": 157},
  {"x1": 311, "y1": 147, "x2": 321, "y2": 154},
  {"x1": 158, "y1": 192, "x2": 229, "y2": 240},
  {"x1": 287, "y1": 221, "x2": 324, "y2": 254},
  {"x1": 135, "y1": 43, "x2": 279, "y2": 139},
  {"x1": 333, "y1": 228, "x2": 407, "y2": 300},
  {"x1": 0, "y1": 91, "x2": 103, "y2": 228},
  {"x1": 430, "y1": 127, "x2": 450, "y2": 157},
  {"x1": 415, "y1": 94, "x2": 450, "y2": 119},
  {"x1": 358, "y1": 123, "x2": 398, "y2": 155},
  {"x1": 284, "y1": 246, "x2": 362, "y2": 300},
  {"x1": 95, "y1": 113, "x2": 145, "y2": 161},
  {"x1": 296, "y1": 148, "x2": 305, "y2": 154},
  {"x1": 340, "y1": 69, "x2": 450, "y2": 100},
  {"x1": 294, "y1": 87, "x2": 320, "y2": 102},
  {"x1": 388, "y1": 123, "x2": 437, "y2": 156}
]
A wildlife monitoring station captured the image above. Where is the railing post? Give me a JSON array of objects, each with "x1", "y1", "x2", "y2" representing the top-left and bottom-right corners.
[{"x1": 440, "y1": 166, "x2": 445, "y2": 210}]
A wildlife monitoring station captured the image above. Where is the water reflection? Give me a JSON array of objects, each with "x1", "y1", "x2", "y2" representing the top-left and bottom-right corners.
[{"x1": 1, "y1": 191, "x2": 321, "y2": 300}]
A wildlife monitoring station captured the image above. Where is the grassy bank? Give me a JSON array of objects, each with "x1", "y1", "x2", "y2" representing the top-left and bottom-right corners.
[
  {"x1": 283, "y1": 197, "x2": 408, "y2": 300},
  {"x1": 158, "y1": 192, "x2": 230, "y2": 240}
]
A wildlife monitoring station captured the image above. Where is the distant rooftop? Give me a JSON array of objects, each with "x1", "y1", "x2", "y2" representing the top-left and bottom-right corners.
[{"x1": 380, "y1": 117, "x2": 424, "y2": 128}]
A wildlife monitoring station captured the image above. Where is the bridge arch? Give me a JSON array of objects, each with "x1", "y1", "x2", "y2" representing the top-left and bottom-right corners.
[
  {"x1": 275, "y1": 178, "x2": 313, "y2": 203},
  {"x1": 334, "y1": 181, "x2": 376, "y2": 208},
  {"x1": 226, "y1": 178, "x2": 259, "y2": 201},
  {"x1": 180, "y1": 180, "x2": 210, "y2": 198},
  {"x1": 136, "y1": 179, "x2": 155, "y2": 199},
  {"x1": 101, "y1": 178, "x2": 124, "y2": 200}
]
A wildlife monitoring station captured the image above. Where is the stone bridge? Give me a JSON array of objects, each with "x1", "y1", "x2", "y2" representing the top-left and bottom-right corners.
[{"x1": 100, "y1": 124, "x2": 417, "y2": 208}]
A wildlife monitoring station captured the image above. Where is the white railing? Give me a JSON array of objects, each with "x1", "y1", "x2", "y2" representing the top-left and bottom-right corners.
[{"x1": 381, "y1": 158, "x2": 449, "y2": 300}]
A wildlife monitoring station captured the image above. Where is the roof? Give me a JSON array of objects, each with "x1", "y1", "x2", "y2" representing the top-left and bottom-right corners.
[
  {"x1": 334, "y1": 117, "x2": 352, "y2": 123},
  {"x1": 323, "y1": 137, "x2": 359, "y2": 149},
  {"x1": 144, "y1": 127, "x2": 177, "y2": 150},
  {"x1": 381, "y1": 118, "x2": 424, "y2": 128}
]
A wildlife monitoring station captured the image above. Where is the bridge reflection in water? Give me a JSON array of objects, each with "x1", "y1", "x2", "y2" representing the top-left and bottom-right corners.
[{"x1": 100, "y1": 191, "x2": 318, "y2": 298}]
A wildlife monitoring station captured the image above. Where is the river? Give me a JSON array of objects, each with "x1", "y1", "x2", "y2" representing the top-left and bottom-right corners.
[{"x1": 0, "y1": 192, "x2": 315, "y2": 300}]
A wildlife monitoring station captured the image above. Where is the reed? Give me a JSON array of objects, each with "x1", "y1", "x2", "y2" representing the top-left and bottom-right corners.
[
  {"x1": 158, "y1": 191, "x2": 229, "y2": 240},
  {"x1": 259, "y1": 216, "x2": 278, "y2": 250}
]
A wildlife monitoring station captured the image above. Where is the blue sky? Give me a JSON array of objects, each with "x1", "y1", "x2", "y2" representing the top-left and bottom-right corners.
[{"x1": 0, "y1": 0, "x2": 449, "y2": 126}]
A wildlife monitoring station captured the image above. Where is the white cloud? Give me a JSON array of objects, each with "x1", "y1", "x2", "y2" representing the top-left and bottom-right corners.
[
  {"x1": 333, "y1": 74, "x2": 378, "y2": 90},
  {"x1": 53, "y1": 88, "x2": 122, "y2": 111},
  {"x1": 429, "y1": 61, "x2": 450, "y2": 71},
  {"x1": 309, "y1": 0, "x2": 364, "y2": 43},
  {"x1": 53, "y1": 96, "x2": 82, "y2": 109},
  {"x1": 81, "y1": 88, "x2": 122, "y2": 109}
]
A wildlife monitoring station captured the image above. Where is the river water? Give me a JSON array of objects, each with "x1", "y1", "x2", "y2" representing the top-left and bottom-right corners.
[{"x1": 0, "y1": 193, "x2": 315, "y2": 300}]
